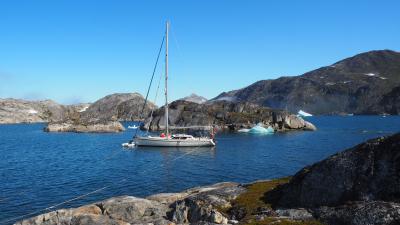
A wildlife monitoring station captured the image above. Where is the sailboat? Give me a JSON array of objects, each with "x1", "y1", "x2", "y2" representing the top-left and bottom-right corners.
[{"x1": 126, "y1": 21, "x2": 216, "y2": 147}]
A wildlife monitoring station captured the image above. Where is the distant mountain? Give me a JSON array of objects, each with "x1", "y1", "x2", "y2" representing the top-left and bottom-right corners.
[
  {"x1": 0, "y1": 93, "x2": 156, "y2": 124},
  {"x1": 212, "y1": 50, "x2": 400, "y2": 115},
  {"x1": 179, "y1": 93, "x2": 207, "y2": 104},
  {"x1": 0, "y1": 98, "x2": 86, "y2": 124}
]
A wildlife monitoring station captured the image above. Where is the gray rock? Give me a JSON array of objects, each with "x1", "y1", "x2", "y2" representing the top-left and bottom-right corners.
[
  {"x1": 265, "y1": 133, "x2": 400, "y2": 208},
  {"x1": 44, "y1": 121, "x2": 125, "y2": 133},
  {"x1": 145, "y1": 100, "x2": 316, "y2": 132},
  {"x1": 81, "y1": 93, "x2": 156, "y2": 123},
  {"x1": 99, "y1": 196, "x2": 169, "y2": 224},
  {"x1": 16, "y1": 182, "x2": 244, "y2": 225},
  {"x1": 275, "y1": 208, "x2": 313, "y2": 220},
  {"x1": 315, "y1": 201, "x2": 400, "y2": 225}
]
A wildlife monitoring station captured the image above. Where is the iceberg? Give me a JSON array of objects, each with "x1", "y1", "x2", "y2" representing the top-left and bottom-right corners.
[
  {"x1": 238, "y1": 123, "x2": 274, "y2": 134},
  {"x1": 297, "y1": 110, "x2": 312, "y2": 117}
]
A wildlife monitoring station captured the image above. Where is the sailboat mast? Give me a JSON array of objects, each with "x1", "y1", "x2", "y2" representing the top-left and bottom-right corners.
[{"x1": 165, "y1": 21, "x2": 169, "y2": 137}]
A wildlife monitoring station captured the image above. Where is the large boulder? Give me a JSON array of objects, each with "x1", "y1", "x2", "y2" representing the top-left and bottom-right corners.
[{"x1": 265, "y1": 133, "x2": 400, "y2": 208}]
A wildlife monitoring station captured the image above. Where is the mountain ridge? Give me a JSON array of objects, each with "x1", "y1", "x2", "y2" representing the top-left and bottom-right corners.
[{"x1": 212, "y1": 49, "x2": 400, "y2": 115}]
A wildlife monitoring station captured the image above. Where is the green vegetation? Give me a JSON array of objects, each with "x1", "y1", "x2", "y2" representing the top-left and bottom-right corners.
[
  {"x1": 233, "y1": 177, "x2": 290, "y2": 214},
  {"x1": 222, "y1": 177, "x2": 325, "y2": 225}
]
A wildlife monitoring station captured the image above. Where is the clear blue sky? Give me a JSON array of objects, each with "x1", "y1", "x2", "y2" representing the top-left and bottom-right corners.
[{"x1": 0, "y1": 0, "x2": 399, "y2": 105}]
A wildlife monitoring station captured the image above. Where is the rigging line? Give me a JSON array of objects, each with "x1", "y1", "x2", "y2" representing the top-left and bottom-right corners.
[
  {"x1": 0, "y1": 190, "x2": 28, "y2": 203},
  {"x1": 134, "y1": 35, "x2": 165, "y2": 138},
  {"x1": 146, "y1": 72, "x2": 164, "y2": 135},
  {"x1": 170, "y1": 24, "x2": 182, "y2": 58},
  {"x1": 1, "y1": 146, "x2": 206, "y2": 224}
]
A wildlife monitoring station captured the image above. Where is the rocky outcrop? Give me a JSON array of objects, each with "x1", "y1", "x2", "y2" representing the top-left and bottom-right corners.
[
  {"x1": 16, "y1": 182, "x2": 246, "y2": 225},
  {"x1": 0, "y1": 98, "x2": 88, "y2": 124},
  {"x1": 1, "y1": 93, "x2": 156, "y2": 128},
  {"x1": 145, "y1": 100, "x2": 316, "y2": 132},
  {"x1": 80, "y1": 93, "x2": 156, "y2": 123},
  {"x1": 315, "y1": 201, "x2": 400, "y2": 225},
  {"x1": 264, "y1": 132, "x2": 400, "y2": 225},
  {"x1": 213, "y1": 50, "x2": 400, "y2": 115},
  {"x1": 43, "y1": 93, "x2": 155, "y2": 133},
  {"x1": 265, "y1": 133, "x2": 400, "y2": 208},
  {"x1": 44, "y1": 121, "x2": 125, "y2": 133}
]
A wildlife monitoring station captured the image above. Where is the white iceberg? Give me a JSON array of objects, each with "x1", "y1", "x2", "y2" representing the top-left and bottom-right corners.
[
  {"x1": 238, "y1": 123, "x2": 274, "y2": 134},
  {"x1": 297, "y1": 110, "x2": 312, "y2": 117}
]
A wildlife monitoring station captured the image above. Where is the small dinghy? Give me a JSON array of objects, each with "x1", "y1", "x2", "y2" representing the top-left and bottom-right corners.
[{"x1": 122, "y1": 141, "x2": 136, "y2": 148}]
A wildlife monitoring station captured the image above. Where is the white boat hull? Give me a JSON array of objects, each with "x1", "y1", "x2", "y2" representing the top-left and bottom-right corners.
[{"x1": 134, "y1": 136, "x2": 215, "y2": 147}]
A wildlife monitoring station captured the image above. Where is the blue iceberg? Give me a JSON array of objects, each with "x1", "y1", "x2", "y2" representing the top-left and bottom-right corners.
[{"x1": 238, "y1": 123, "x2": 275, "y2": 134}]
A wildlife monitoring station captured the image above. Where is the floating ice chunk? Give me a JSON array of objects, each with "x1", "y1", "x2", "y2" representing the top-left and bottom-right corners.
[
  {"x1": 238, "y1": 123, "x2": 274, "y2": 134},
  {"x1": 27, "y1": 109, "x2": 38, "y2": 114},
  {"x1": 297, "y1": 110, "x2": 312, "y2": 117},
  {"x1": 238, "y1": 128, "x2": 250, "y2": 133}
]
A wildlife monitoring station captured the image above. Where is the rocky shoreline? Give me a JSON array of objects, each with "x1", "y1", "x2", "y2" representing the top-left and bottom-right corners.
[
  {"x1": 44, "y1": 121, "x2": 125, "y2": 133},
  {"x1": 15, "y1": 132, "x2": 400, "y2": 225},
  {"x1": 144, "y1": 100, "x2": 316, "y2": 132}
]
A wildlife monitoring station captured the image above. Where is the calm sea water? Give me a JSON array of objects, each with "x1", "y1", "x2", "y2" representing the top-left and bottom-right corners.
[{"x1": 0, "y1": 116, "x2": 399, "y2": 224}]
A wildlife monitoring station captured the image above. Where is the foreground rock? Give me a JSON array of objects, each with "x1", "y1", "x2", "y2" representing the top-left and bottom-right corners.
[
  {"x1": 16, "y1": 182, "x2": 246, "y2": 225},
  {"x1": 44, "y1": 121, "x2": 125, "y2": 133},
  {"x1": 264, "y1": 132, "x2": 400, "y2": 225},
  {"x1": 145, "y1": 100, "x2": 316, "y2": 132}
]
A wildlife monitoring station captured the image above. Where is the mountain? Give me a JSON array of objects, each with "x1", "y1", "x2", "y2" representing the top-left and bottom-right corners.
[
  {"x1": 179, "y1": 93, "x2": 208, "y2": 104},
  {"x1": 212, "y1": 50, "x2": 400, "y2": 115},
  {"x1": 80, "y1": 93, "x2": 157, "y2": 123}
]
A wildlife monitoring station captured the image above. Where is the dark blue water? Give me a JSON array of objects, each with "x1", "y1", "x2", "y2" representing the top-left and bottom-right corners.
[{"x1": 0, "y1": 116, "x2": 399, "y2": 224}]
